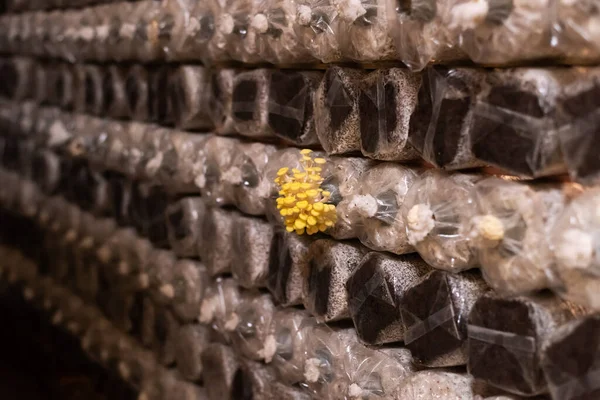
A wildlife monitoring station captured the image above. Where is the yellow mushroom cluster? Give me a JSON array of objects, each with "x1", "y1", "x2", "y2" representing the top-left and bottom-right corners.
[{"x1": 274, "y1": 150, "x2": 337, "y2": 235}]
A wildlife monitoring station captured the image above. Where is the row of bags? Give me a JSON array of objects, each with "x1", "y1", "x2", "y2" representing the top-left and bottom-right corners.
[
  {"x1": 2, "y1": 0, "x2": 117, "y2": 12},
  {"x1": 5, "y1": 57, "x2": 600, "y2": 183},
  {"x1": 1, "y1": 193, "x2": 600, "y2": 400},
  {"x1": 1, "y1": 0, "x2": 599, "y2": 68},
  {"x1": 5, "y1": 101, "x2": 600, "y2": 312}
]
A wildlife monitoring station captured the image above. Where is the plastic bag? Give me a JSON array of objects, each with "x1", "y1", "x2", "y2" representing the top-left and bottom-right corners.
[
  {"x1": 170, "y1": 259, "x2": 209, "y2": 322},
  {"x1": 101, "y1": 1, "x2": 137, "y2": 62},
  {"x1": 471, "y1": 178, "x2": 577, "y2": 295},
  {"x1": 198, "y1": 278, "x2": 243, "y2": 340},
  {"x1": 551, "y1": 188, "x2": 600, "y2": 311},
  {"x1": 467, "y1": 292, "x2": 587, "y2": 396},
  {"x1": 127, "y1": 0, "x2": 171, "y2": 62},
  {"x1": 147, "y1": 66, "x2": 174, "y2": 125},
  {"x1": 199, "y1": 206, "x2": 237, "y2": 276},
  {"x1": 402, "y1": 170, "x2": 481, "y2": 272},
  {"x1": 145, "y1": 248, "x2": 178, "y2": 306},
  {"x1": 450, "y1": 0, "x2": 556, "y2": 65},
  {"x1": 553, "y1": 0, "x2": 600, "y2": 64},
  {"x1": 74, "y1": 7, "x2": 101, "y2": 61},
  {"x1": 541, "y1": 314, "x2": 600, "y2": 400},
  {"x1": 346, "y1": 252, "x2": 430, "y2": 345},
  {"x1": 0, "y1": 57, "x2": 36, "y2": 101},
  {"x1": 74, "y1": 64, "x2": 104, "y2": 115},
  {"x1": 399, "y1": 269, "x2": 488, "y2": 368},
  {"x1": 314, "y1": 67, "x2": 366, "y2": 155},
  {"x1": 394, "y1": 371, "x2": 475, "y2": 400},
  {"x1": 165, "y1": 0, "x2": 213, "y2": 61},
  {"x1": 267, "y1": 230, "x2": 313, "y2": 307},
  {"x1": 128, "y1": 182, "x2": 171, "y2": 248},
  {"x1": 263, "y1": 309, "x2": 315, "y2": 384},
  {"x1": 124, "y1": 65, "x2": 151, "y2": 121},
  {"x1": 101, "y1": 65, "x2": 129, "y2": 118},
  {"x1": 267, "y1": 70, "x2": 322, "y2": 146},
  {"x1": 293, "y1": 0, "x2": 343, "y2": 62},
  {"x1": 228, "y1": 292, "x2": 276, "y2": 361},
  {"x1": 554, "y1": 67, "x2": 600, "y2": 185},
  {"x1": 388, "y1": 0, "x2": 463, "y2": 70},
  {"x1": 169, "y1": 65, "x2": 212, "y2": 130},
  {"x1": 408, "y1": 67, "x2": 486, "y2": 170},
  {"x1": 231, "y1": 69, "x2": 276, "y2": 138},
  {"x1": 357, "y1": 68, "x2": 421, "y2": 161},
  {"x1": 173, "y1": 324, "x2": 211, "y2": 382},
  {"x1": 201, "y1": 343, "x2": 239, "y2": 400},
  {"x1": 207, "y1": 69, "x2": 238, "y2": 135},
  {"x1": 231, "y1": 358, "x2": 278, "y2": 400},
  {"x1": 469, "y1": 68, "x2": 566, "y2": 179},
  {"x1": 339, "y1": 162, "x2": 419, "y2": 254},
  {"x1": 303, "y1": 238, "x2": 366, "y2": 322},
  {"x1": 155, "y1": 131, "x2": 207, "y2": 194},
  {"x1": 165, "y1": 197, "x2": 205, "y2": 258},
  {"x1": 198, "y1": 136, "x2": 238, "y2": 206},
  {"x1": 232, "y1": 215, "x2": 274, "y2": 289}
]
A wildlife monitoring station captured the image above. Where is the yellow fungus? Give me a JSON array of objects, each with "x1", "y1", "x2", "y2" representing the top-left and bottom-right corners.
[
  {"x1": 277, "y1": 168, "x2": 289, "y2": 176},
  {"x1": 294, "y1": 219, "x2": 306, "y2": 230},
  {"x1": 314, "y1": 158, "x2": 326, "y2": 164},
  {"x1": 286, "y1": 226, "x2": 294, "y2": 233},
  {"x1": 307, "y1": 216, "x2": 317, "y2": 226},
  {"x1": 297, "y1": 200, "x2": 308, "y2": 209},
  {"x1": 300, "y1": 149, "x2": 313, "y2": 155}
]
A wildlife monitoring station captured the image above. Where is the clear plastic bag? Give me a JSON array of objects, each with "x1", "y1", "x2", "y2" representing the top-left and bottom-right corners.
[
  {"x1": 148, "y1": 66, "x2": 174, "y2": 125},
  {"x1": 102, "y1": 1, "x2": 137, "y2": 62},
  {"x1": 293, "y1": 0, "x2": 343, "y2": 62},
  {"x1": 101, "y1": 65, "x2": 129, "y2": 118},
  {"x1": 165, "y1": 197, "x2": 205, "y2": 258},
  {"x1": 173, "y1": 324, "x2": 211, "y2": 382},
  {"x1": 553, "y1": 0, "x2": 600, "y2": 64},
  {"x1": 169, "y1": 65, "x2": 212, "y2": 131},
  {"x1": 402, "y1": 170, "x2": 481, "y2": 272},
  {"x1": 74, "y1": 64, "x2": 104, "y2": 116},
  {"x1": 228, "y1": 292, "x2": 276, "y2": 361},
  {"x1": 231, "y1": 69, "x2": 276, "y2": 139},
  {"x1": 267, "y1": 230, "x2": 313, "y2": 307},
  {"x1": 471, "y1": 178, "x2": 577, "y2": 295},
  {"x1": 145, "y1": 248, "x2": 178, "y2": 306},
  {"x1": 74, "y1": 7, "x2": 101, "y2": 61},
  {"x1": 346, "y1": 252, "x2": 431, "y2": 345},
  {"x1": 124, "y1": 65, "x2": 151, "y2": 121},
  {"x1": 155, "y1": 131, "x2": 207, "y2": 194},
  {"x1": 394, "y1": 371, "x2": 475, "y2": 400},
  {"x1": 399, "y1": 269, "x2": 488, "y2": 368},
  {"x1": 219, "y1": 0, "x2": 264, "y2": 63},
  {"x1": 469, "y1": 68, "x2": 566, "y2": 179},
  {"x1": 231, "y1": 358, "x2": 278, "y2": 400},
  {"x1": 198, "y1": 278, "x2": 243, "y2": 340},
  {"x1": 314, "y1": 67, "x2": 366, "y2": 155},
  {"x1": 551, "y1": 188, "x2": 600, "y2": 311},
  {"x1": 207, "y1": 69, "x2": 238, "y2": 136},
  {"x1": 263, "y1": 309, "x2": 315, "y2": 384},
  {"x1": 0, "y1": 57, "x2": 36, "y2": 101},
  {"x1": 232, "y1": 215, "x2": 274, "y2": 289},
  {"x1": 340, "y1": 162, "x2": 419, "y2": 254},
  {"x1": 450, "y1": 0, "x2": 556, "y2": 65},
  {"x1": 198, "y1": 136, "x2": 238, "y2": 206},
  {"x1": 128, "y1": 0, "x2": 171, "y2": 62},
  {"x1": 357, "y1": 68, "x2": 421, "y2": 161},
  {"x1": 541, "y1": 314, "x2": 600, "y2": 400},
  {"x1": 388, "y1": 0, "x2": 463, "y2": 70},
  {"x1": 171, "y1": 259, "x2": 209, "y2": 322},
  {"x1": 267, "y1": 70, "x2": 322, "y2": 146},
  {"x1": 467, "y1": 292, "x2": 587, "y2": 396},
  {"x1": 408, "y1": 67, "x2": 486, "y2": 170},
  {"x1": 303, "y1": 238, "x2": 366, "y2": 322},
  {"x1": 199, "y1": 207, "x2": 237, "y2": 276},
  {"x1": 201, "y1": 343, "x2": 239, "y2": 400},
  {"x1": 118, "y1": 121, "x2": 149, "y2": 177}
]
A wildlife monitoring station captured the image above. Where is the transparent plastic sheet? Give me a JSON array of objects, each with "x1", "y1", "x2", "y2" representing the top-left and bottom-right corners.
[
  {"x1": 342, "y1": 346, "x2": 414, "y2": 399},
  {"x1": 388, "y1": 0, "x2": 463, "y2": 71},
  {"x1": 263, "y1": 309, "x2": 315, "y2": 384},
  {"x1": 148, "y1": 66, "x2": 174, "y2": 125},
  {"x1": 102, "y1": 119, "x2": 129, "y2": 173},
  {"x1": 0, "y1": 57, "x2": 36, "y2": 101},
  {"x1": 541, "y1": 314, "x2": 600, "y2": 400},
  {"x1": 119, "y1": 122, "x2": 149, "y2": 177},
  {"x1": 408, "y1": 67, "x2": 486, "y2": 170},
  {"x1": 198, "y1": 278, "x2": 243, "y2": 341},
  {"x1": 199, "y1": 136, "x2": 238, "y2": 206},
  {"x1": 267, "y1": 230, "x2": 313, "y2": 307},
  {"x1": 125, "y1": 65, "x2": 151, "y2": 121},
  {"x1": 136, "y1": 126, "x2": 172, "y2": 181},
  {"x1": 32, "y1": 61, "x2": 49, "y2": 104},
  {"x1": 467, "y1": 292, "x2": 587, "y2": 396},
  {"x1": 117, "y1": 345, "x2": 160, "y2": 390},
  {"x1": 170, "y1": 259, "x2": 209, "y2": 322},
  {"x1": 551, "y1": 188, "x2": 600, "y2": 311},
  {"x1": 314, "y1": 67, "x2": 366, "y2": 155},
  {"x1": 401, "y1": 170, "x2": 481, "y2": 272},
  {"x1": 346, "y1": 252, "x2": 431, "y2": 345},
  {"x1": 293, "y1": 0, "x2": 343, "y2": 62},
  {"x1": 342, "y1": 0, "x2": 395, "y2": 62},
  {"x1": 300, "y1": 325, "x2": 358, "y2": 398},
  {"x1": 101, "y1": 65, "x2": 129, "y2": 118},
  {"x1": 74, "y1": 64, "x2": 105, "y2": 116},
  {"x1": 145, "y1": 248, "x2": 178, "y2": 306},
  {"x1": 554, "y1": 67, "x2": 600, "y2": 185},
  {"x1": 395, "y1": 370, "x2": 475, "y2": 400},
  {"x1": 356, "y1": 68, "x2": 420, "y2": 161},
  {"x1": 471, "y1": 178, "x2": 578, "y2": 295},
  {"x1": 173, "y1": 323, "x2": 211, "y2": 382},
  {"x1": 207, "y1": 69, "x2": 238, "y2": 136},
  {"x1": 15, "y1": 177, "x2": 43, "y2": 218},
  {"x1": 126, "y1": 0, "x2": 172, "y2": 62},
  {"x1": 105, "y1": 172, "x2": 133, "y2": 227},
  {"x1": 129, "y1": 182, "x2": 171, "y2": 248},
  {"x1": 163, "y1": 0, "x2": 209, "y2": 61},
  {"x1": 227, "y1": 292, "x2": 276, "y2": 361},
  {"x1": 553, "y1": 1, "x2": 600, "y2": 64},
  {"x1": 52, "y1": 63, "x2": 77, "y2": 110},
  {"x1": 450, "y1": 0, "x2": 556, "y2": 65},
  {"x1": 469, "y1": 68, "x2": 566, "y2": 179},
  {"x1": 231, "y1": 215, "x2": 274, "y2": 288},
  {"x1": 169, "y1": 65, "x2": 212, "y2": 131},
  {"x1": 217, "y1": 0, "x2": 263, "y2": 63},
  {"x1": 267, "y1": 70, "x2": 322, "y2": 146},
  {"x1": 230, "y1": 358, "x2": 277, "y2": 400},
  {"x1": 75, "y1": 7, "x2": 101, "y2": 61},
  {"x1": 201, "y1": 343, "x2": 239, "y2": 400},
  {"x1": 91, "y1": 4, "x2": 115, "y2": 62},
  {"x1": 399, "y1": 269, "x2": 488, "y2": 368},
  {"x1": 197, "y1": 0, "x2": 230, "y2": 64},
  {"x1": 231, "y1": 69, "x2": 276, "y2": 139},
  {"x1": 249, "y1": 0, "x2": 315, "y2": 64},
  {"x1": 150, "y1": 302, "x2": 180, "y2": 366},
  {"x1": 199, "y1": 206, "x2": 237, "y2": 276},
  {"x1": 165, "y1": 197, "x2": 205, "y2": 258},
  {"x1": 303, "y1": 238, "x2": 366, "y2": 322},
  {"x1": 229, "y1": 141, "x2": 277, "y2": 216},
  {"x1": 339, "y1": 162, "x2": 418, "y2": 254},
  {"x1": 101, "y1": 1, "x2": 137, "y2": 62}
]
